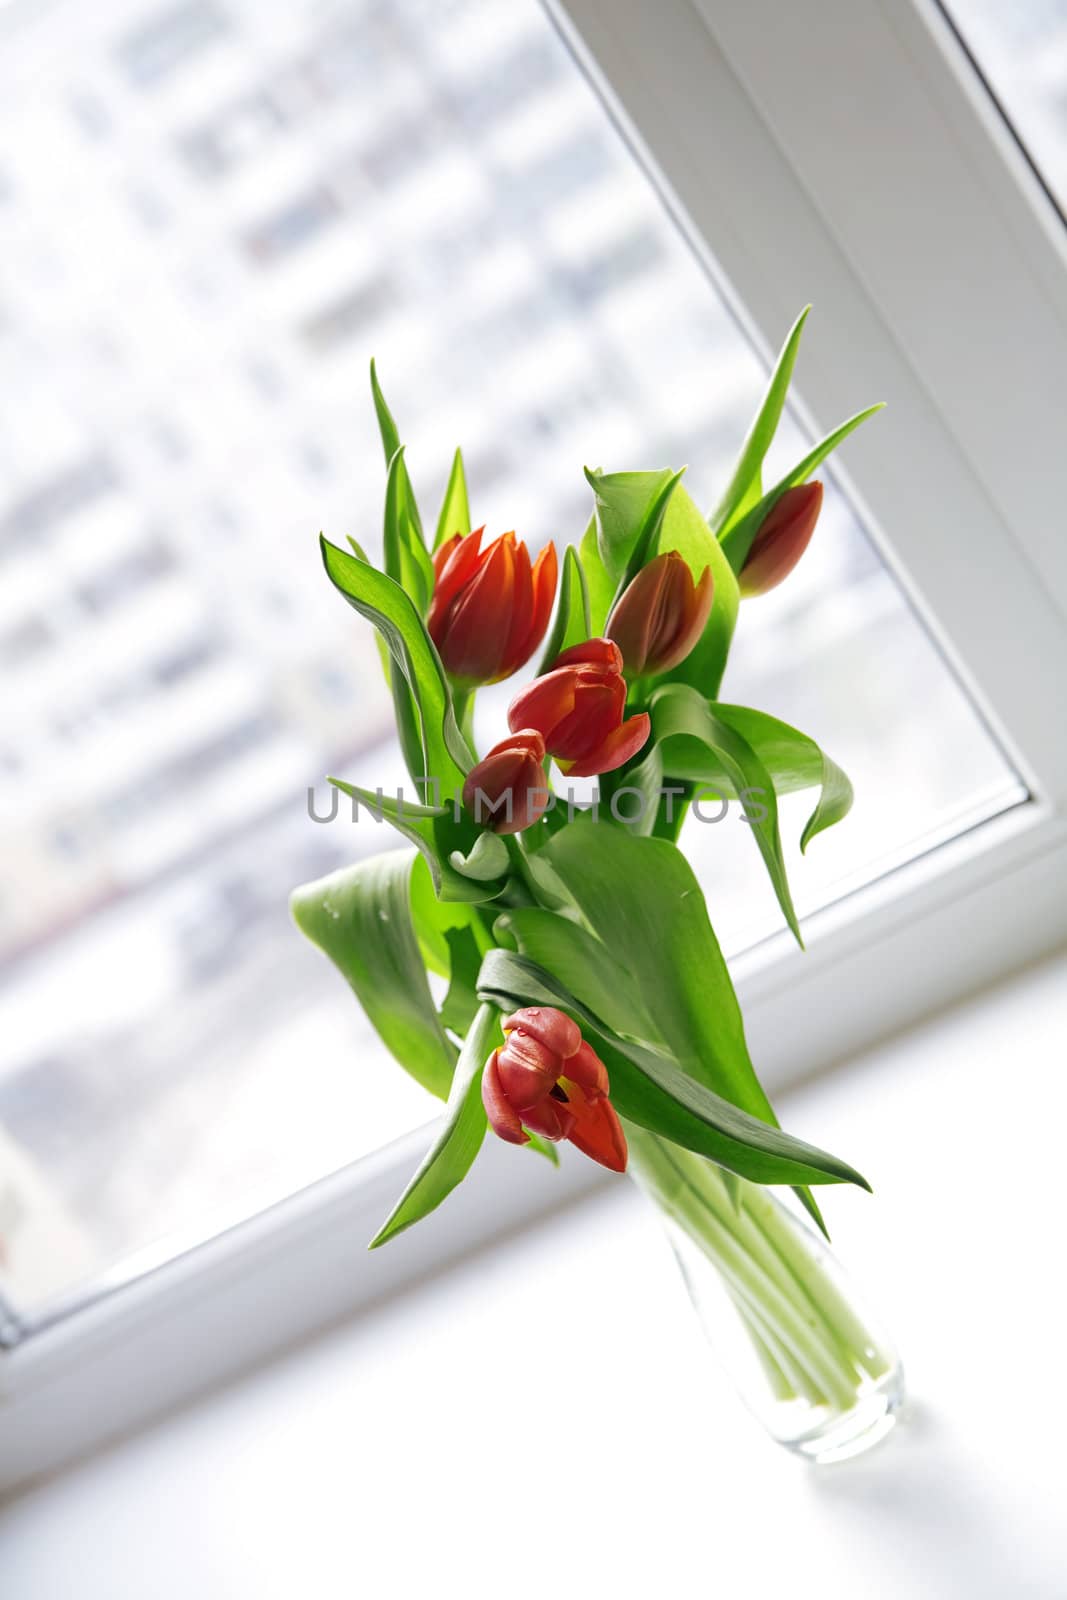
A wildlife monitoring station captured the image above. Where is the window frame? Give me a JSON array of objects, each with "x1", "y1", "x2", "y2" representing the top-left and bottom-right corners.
[{"x1": 5, "y1": 0, "x2": 1067, "y2": 1493}]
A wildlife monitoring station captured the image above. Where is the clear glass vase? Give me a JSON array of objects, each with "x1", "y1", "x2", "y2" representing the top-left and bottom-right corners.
[{"x1": 627, "y1": 1127, "x2": 904, "y2": 1463}]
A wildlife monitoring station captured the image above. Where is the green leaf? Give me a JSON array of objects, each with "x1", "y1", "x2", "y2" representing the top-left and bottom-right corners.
[
  {"x1": 717, "y1": 705, "x2": 854, "y2": 853},
  {"x1": 328, "y1": 778, "x2": 506, "y2": 904},
  {"x1": 439, "y1": 926, "x2": 484, "y2": 1035},
  {"x1": 582, "y1": 472, "x2": 739, "y2": 695},
  {"x1": 613, "y1": 467, "x2": 687, "y2": 599},
  {"x1": 319, "y1": 537, "x2": 473, "y2": 796},
  {"x1": 348, "y1": 528, "x2": 432, "y2": 795},
  {"x1": 476, "y1": 949, "x2": 868, "y2": 1191},
  {"x1": 290, "y1": 848, "x2": 455, "y2": 1100},
  {"x1": 493, "y1": 906, "x2": 665, "y2": 1045},
  {"x1": 369, "y1": 363, "x2": 430, "y2": 618},
  {"x1": 369, "y1": 358, "x2": 401, "y2": 469},
  {"x1": 514, "y1": 824, "x2": 575, "y2": 890},
  {"x1": 384, "y1": 446, "x2": 434, "y2": 615},
  {"x1": 348, "y1": 534, "x2": 402, "y2": 710},
  {"x1": 542, "y1": 825, "x2": 778, "y2": 1117},
  {"x1": 583, "y1": 466, "x2": 677, "y2": 587},
  {"x1": 534, "y1": 824, "x2": 839, "y2": 1227},
  {"x1": 719, "y1": 404, "x2": 884, "y2": 576},
  {"x1": 651, "y1": 691, "x2": 854, "y2": 854},
  {"x1": 654, "y1": 483, "x2": 740, "y2": 699},
  {"x1": 370, "y1": 1002, "x2": 500, "y2": 1246},
  {"x1": 538, "y1": 545, "x2": 591, "y2": 672},
  {"x1": 391, "y1": 664, "x2": 428, "y2": 798},
  {"x1": 709, "y1": 306, "x2": 810, "y2": 535},
  {"x1": 604, "y1": 738, "x2": 663, "y2": 838},
  {"x1": 409, "y1": 855, "x2": 493, "y2": 975},
  {"x1": 578, "y1": 512, "x2": 616, "y2": 635},
  {"x1": 434, "y1": 447, "x2": 472, "y2": 551},
  {"x1": 648, "y1": 684, "x2": 802, "y2": 946},
  {"x1": 449, "y1": 829, "x2": 510, "y2": 883}
]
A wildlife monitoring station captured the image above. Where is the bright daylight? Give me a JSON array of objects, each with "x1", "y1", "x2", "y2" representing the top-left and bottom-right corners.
[{"x1": 1, "y1": 2, "x2": 1066, "y2": 1597}]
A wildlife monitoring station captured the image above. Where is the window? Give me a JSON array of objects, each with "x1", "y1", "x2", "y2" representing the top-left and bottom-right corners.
[
  {"x1": 0, "y1": 617, "x2": 52, "y2": 671},
  {"x1": 0, "y1": 0, "x2": 1030, "y2": 1315},
  {"x1": 76, "y1": 537, "x2": 175, "y2": 614},
  {"x1": 115, "y1": 1, "x2": 230, "y2": 89},
  {"x1": 301, "y1": 277, "x2": 398, "y2": 352},
  {"x1": 2, "y1": 0, "x2": 1067, "y2": 1490},
  {"x1": 243, "y1": 187, "x2": 341, "y2": 265},
  {"x1": 179, "y1": 94, "x2": 286, "y2": 181},
  {"x1": 0, "y1": 456, "x2": 118, "y2": 555},
  {"x1": 943, "y1": 1, "x2": 1067, "y2": 216}
]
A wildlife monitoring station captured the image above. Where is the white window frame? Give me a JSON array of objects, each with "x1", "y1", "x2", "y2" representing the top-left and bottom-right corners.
[{"x1": 4, "y1": 0, "x2": 1067, "y2": 1494}]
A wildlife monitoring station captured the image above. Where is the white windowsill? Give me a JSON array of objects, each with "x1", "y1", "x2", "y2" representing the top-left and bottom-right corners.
[{"x1": 1, "y1": 945, "x2": 1064, "y2": 1596}]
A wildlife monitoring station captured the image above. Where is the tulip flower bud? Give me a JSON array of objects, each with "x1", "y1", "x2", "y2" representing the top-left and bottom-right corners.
[
  {"x1": 507, "y1": 638, "x2": 650, "y2": 778},
  {"x1": 482, "y1": 1006, "x2": 628, "y2": 1172},
  {"x1": 427, "y1": 527, "x2": 557, "y2": 685},
  {"x1": 606, "y1": 551, "x2": 713, "y2": 676},
  {"x1": 739, "y1": 481, "x2": 823, "y2": 598},
  {"x1": 461, "y1": 729, "x2": 550, "y2": 835}
]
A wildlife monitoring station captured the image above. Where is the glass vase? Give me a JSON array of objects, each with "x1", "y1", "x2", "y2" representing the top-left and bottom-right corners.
[{"x1": 627, "y1": 1126, "x2": 904, "y2": 1463}]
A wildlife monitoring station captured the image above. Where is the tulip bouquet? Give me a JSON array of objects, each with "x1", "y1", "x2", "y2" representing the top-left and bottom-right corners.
[{"x1": 292, "y1": 309, "x2": 902, "y2": 1457}]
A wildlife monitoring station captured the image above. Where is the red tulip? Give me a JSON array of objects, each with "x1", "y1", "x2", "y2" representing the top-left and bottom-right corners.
[
  {"x1": 506, "y1": 638, "x2": 650, "y2": 778},
  {"x1": 482, "y1": 1006, "x2": 628, "y2": 1172},
  {"x1": 461, "y1": 730, "x2": 550, "y2": 835},
  {"x1": 739, "y1": 481, "x2": 823, "y2": 597},
  {"x1": 606, "y1": 551, "x2": 713, "y2": 675},
  {"x1": 427, "y1": 527, "x2": 557, "y2": 685}
]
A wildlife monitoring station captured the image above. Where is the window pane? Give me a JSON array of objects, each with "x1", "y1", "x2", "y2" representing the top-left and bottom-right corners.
[
  {"x1": 0, "y1": 0, "x2": 1022, "y2": 1324},
  {"x1": 942, "y1": 1, "x2": 1067, "y2": 217}
]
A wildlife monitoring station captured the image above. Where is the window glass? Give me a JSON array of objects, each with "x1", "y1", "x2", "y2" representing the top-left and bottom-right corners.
[
  {"x1": 0, "y1": 0, "x2": 1022, "y2": 1324},
  {"x1": 943, "y1": 1, "x2": 1067, "y2": 217}
]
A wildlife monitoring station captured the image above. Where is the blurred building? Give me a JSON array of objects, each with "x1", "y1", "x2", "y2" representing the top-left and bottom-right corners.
[
  {"x1": 0, "y1": 0, "x2": 1029, "y2": 1309},
  {"x1": 0, "y1": 0, "x2": 770, "y2": 966},
  {"x1": 0, "y1": 0, "x2": 769, "y2": 1293}
]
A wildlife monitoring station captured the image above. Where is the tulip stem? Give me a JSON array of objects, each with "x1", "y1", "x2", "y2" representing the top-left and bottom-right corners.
[
  {"x1": 501, "y1": 835, "x2": 539, "y2": 905},
  {"x1": 652, "y1": 780, "x2": 693, "y2": 843},
  {"x1": 452, "y1": 688, "x2": 476, "y2": 752},
  {"x1": 626, "y1": 1127, "x2": 891, "y2": 1416}
]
